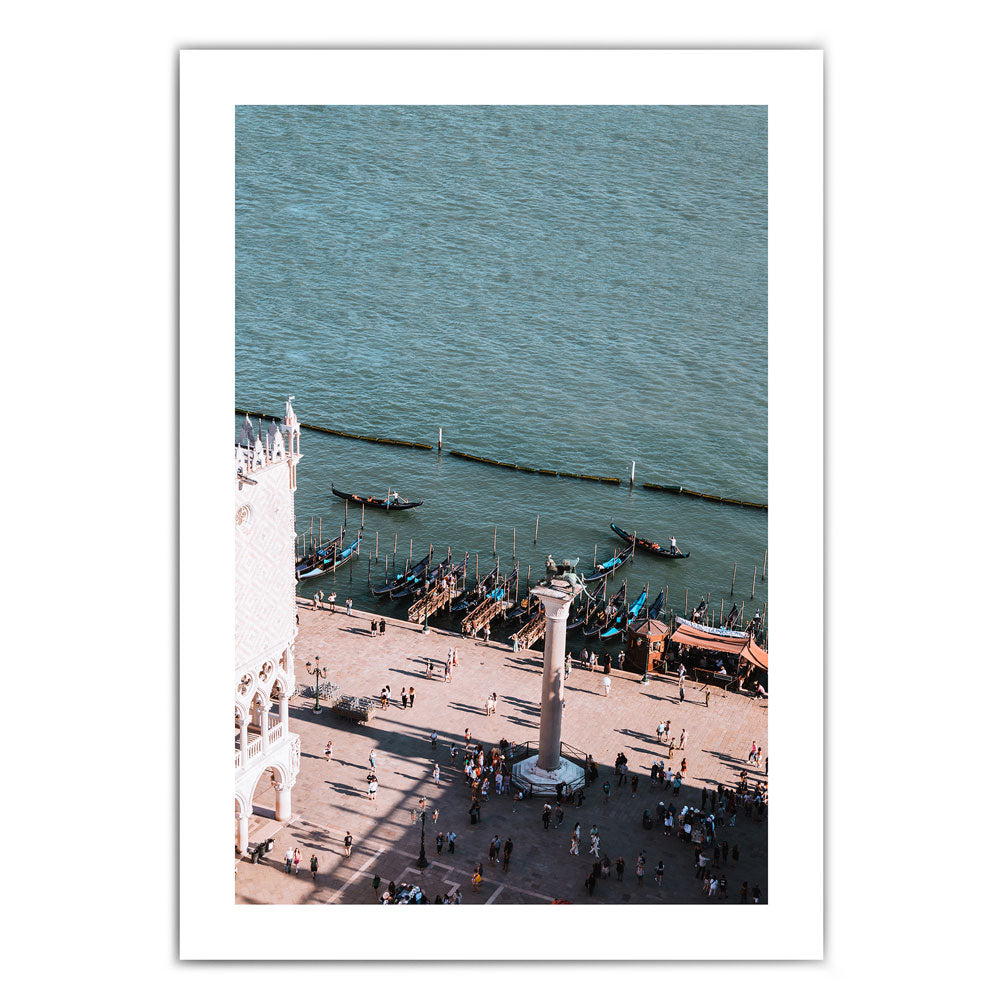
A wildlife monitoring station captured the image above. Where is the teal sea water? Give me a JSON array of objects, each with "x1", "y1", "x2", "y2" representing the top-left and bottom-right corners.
[{"x1": 236, "y1": 105, "x2": 768, "y2": 642}]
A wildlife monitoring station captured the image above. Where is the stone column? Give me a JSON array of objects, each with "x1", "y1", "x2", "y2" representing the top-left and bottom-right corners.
[
  {"x1": 536, "y1": 582, "x2": 573, "y2": 771},
  {"x1": 236, "y1": 806, "x2": 249, "y2": 854},
  {"x1": 239, "y1": 717, "x2": 249, "y2": 754},
  {"x1": 279, "y1": 692, "x2": 289, "y2": 732},
  {"x1": 275, "y1": 782, "x2": 292, "y2": 822}
]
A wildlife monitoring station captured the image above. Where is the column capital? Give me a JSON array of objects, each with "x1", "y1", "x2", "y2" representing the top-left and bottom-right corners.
[{"x1": 532, "y1": 579, "x2": 582, "y2": 620}]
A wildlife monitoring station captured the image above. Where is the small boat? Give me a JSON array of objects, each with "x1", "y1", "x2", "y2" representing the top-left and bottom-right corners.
[
  {"x1": 583, "y1": 542, "x2": 635, "y2": 582},
  {"x1": 372, "y1": 553, "x2": 431, "y2": 597},
  {"x1": 610, "y1": 522, "x2": 689, "y2": 559},
  {"x1": 641, "y1": 589, "x2": 665, "y2": 623},
  {"x1": 298, "y1": 533, "x2": 362, "y2": 580},
  {"x1": 331, "y1": 484, "x2": 424, "y2": 511},
  {"x1": 295, "y1": 526, "x2": 347, "y2": 579},
  {"x1": 395, "y1": 554, "x2": 453, "y2": 598},
  {"x1": 583, "y1": 581, "x2": 627, "y2": 638},
  {"x1": 691, "y1": 598, "x2": 707, "y2": 624},
  {"x1": 450, "y1": 565, "x2": 500, "y2": 612},
  {"x1": 568, "y1": 580, "x2": 605, "y2": 631},
  {"x1": 600, "y1": 586, "x2": 647, "y2": 640}
]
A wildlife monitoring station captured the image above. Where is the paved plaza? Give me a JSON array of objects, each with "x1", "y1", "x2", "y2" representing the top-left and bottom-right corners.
[{"x1": 236, "y1": 602, "x2": 768, "y2": 905}]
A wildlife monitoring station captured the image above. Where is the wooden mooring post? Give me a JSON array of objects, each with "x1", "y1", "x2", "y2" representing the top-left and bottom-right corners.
[
  {"x1": 762, "y1": 548, "x2": 767, "y2": 581},
  {"x1": 493, "y1": 526, "x2": 497, "y2": 555},
  {"x1": 751, "y1": 568, "x2": 756, "y2": 601},
  {"x1": 534, "y1": 515, "x2": 539, "y2": 544},
  {"x1": 731, "y1": 562, "x2": 737, "y2": 597}
]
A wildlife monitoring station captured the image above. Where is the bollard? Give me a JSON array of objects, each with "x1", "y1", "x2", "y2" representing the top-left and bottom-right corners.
[{"x1": 630, "y1": 460, "x2": 635, "y2": 487}]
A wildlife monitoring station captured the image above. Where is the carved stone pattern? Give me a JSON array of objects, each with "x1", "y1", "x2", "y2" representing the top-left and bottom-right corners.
[
  {"x1": 235, "y1": 504, "x2": 252, "y2": 529},
  {"x1": 235, "y1": 461, "x2": 296, "y2": 668}
]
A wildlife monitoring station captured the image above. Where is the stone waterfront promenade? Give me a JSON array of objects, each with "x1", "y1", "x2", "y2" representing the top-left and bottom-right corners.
[{"x1": 236, "y1": 602, "x2": 768, "y2": 905}]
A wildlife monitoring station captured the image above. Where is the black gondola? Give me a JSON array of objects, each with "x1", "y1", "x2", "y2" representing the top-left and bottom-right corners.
[
  {"x1": 637, "y1": 589, "x2": 665, "y2": 624},
  {"x1": 583, "y1": 581, "x2": 627, "y2": 638},
  {"x1": 583, "y1": 542, "x2": 635, "y2": 583},
  {"x1": 395, "y1": 554, "x2": 453, "y2": 598},
  {"x1": 372, "y1": 553, "x2": 431, "y2": 597},
  {"x1": 331, "y1": 484, "x2": 424, "y2": 511},
  {"x1": 568, "y1": 580, "x2": 604, "y2": 631},
  {"x1": 295, "y1": 526, "x2": 346, "y2": 579},
  {"x1": 610, "y1": 522, "x2": 689, "y2": 559}
]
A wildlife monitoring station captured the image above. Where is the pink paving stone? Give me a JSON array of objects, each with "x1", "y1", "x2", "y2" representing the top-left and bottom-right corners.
[{"x1": 235, "y1": 603, "x2": 768, "y2": 905}]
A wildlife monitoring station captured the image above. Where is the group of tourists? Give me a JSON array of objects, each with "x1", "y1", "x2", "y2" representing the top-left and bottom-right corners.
[{"x1": 369, "y1": 617, "x2": 387, "y2": 637}]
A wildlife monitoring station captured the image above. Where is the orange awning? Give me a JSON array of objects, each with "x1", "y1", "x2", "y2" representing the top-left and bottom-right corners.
[{"x1": 669, "y1": 619, "x2": 768, "y2": 671}]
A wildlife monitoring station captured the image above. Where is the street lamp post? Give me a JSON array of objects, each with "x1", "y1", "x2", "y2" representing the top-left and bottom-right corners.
[
  {"x1": 306, "y1": 656, "x2": 326, "y2": 715},
  {"x1": 417, "y1": 809, "x2": 429, "y2": 869}
]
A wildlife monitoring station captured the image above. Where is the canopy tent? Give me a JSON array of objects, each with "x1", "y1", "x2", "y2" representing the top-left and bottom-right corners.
[{"x1": 669, "y1": 618, "x2": 768, "y2": 671}]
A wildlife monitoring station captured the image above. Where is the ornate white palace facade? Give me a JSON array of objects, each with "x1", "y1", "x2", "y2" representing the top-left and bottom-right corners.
[{"x1": 234, "y1": 399, "x2": 303, "y2": 854}]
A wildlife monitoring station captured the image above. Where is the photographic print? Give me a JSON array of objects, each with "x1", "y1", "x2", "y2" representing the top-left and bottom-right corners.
[
  {"x1": 181, "y1": 50, "x2": 822, "y2": 959},
  {"x1": 233, "y1": 104, "x2": 769, "y2": 907}
]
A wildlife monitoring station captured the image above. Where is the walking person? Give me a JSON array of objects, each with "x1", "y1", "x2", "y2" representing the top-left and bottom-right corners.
[
  {"x1": 284, "y1": 846, "x2": 294, "y2": 874},
  {"x1": 433, "y1": 762, "x2": 441, "y2": 785},
  {"x1": 602, "y1": 780, "x2": 611, "y2": 806},
  {"x1": 379, "y1": 618, "x2": 386, "y2": 637},
  {"x1": 372, "y1": 873, "x2": 381, "y2": 898},
  {"x1": 636, "y1": 853, "x2": 645, "y2": 885},
  {"x1": 371, "y1": 618, "x2": 378, "y2": 637},
  {"x1": 400, "y1": 687, "x2": 407, "y2": 710},
  {"x1": 344, "y1": 831, "x2": 353, "y2": 857},
  {"x1": 503, "y1": 837, "x2": 513, "y2": 872},
  {"x1": 570, "y1": 831, "x2": 580, "y2": 855},
  {"x1": 292, "y1": 847, "x2": 301, "y2": 874},
  {"x1": 542, "y1": 803, "x2": 552, "y2": 830},
  {"x1": 655, "y1": 860, "x2": 664, "y2": 886},
  {"x1": 679, "y1": 729, "x2": 687, "y2": 750},
  {"x1": 324, "y1": 740, "x2": 333, "y2": 763},
  {"x1": 346, "y1": 597, "x2": 353, "y2": 616},
  {"x1": 602, "y1": 674, "x2": 611, "y2": 697},
  {"x1": 656, "y1": 721, "x2": 665, "y2": 743},
  {"x1": 740, "y1": 880, "x2": 749, "y2": 903},
  {"x1": 616, "y1": 855, "x2": 625, "y2": 881},
  {"x1": 705, "y1": 688, "x2": 711, "y2": 708},
  {"x1": 310, "y1": 854, "x2": 318, "y2": 880},
  {"x1": 409, "y1": 686, "x2": 416, "y2": 708},
  {"x1": 447, "y1": 831, "x2": 456, "y2": 854},
  {"x1": 436, "y1": 832, "x2": 444, "y2": 855}
]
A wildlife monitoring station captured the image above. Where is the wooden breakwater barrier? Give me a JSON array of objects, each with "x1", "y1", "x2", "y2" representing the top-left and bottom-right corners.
[
  {"x1": 239, "y1": 406, "x2": 765, "y2": 508},
  {"x1": 236, "y1": 407, "x2": 432, "y2": 451},
  {"x1": 642, "y1": 482, "x2": 768, "y2": 511},
  {"x1": 448, "y1": 449, "x2": 621, "y2": 486}
]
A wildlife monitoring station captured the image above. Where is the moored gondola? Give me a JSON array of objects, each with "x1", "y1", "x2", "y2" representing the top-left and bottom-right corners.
[
  {"x1": 372, "y1": 553, "x2": 431, "y2": 597},
  {"x1": 600, "y1": 586, "x2": 648, "y2": 640},
  {"x1": 583, "y1": 541, "x2": 635, "y2": 582},
  {"x1": 298, "y1": 533, "x2": 362, "y2": 580},
  {"x1": 295, "y1": 526, "x2": 347, "y2": 579},
  {"x1": 331, "y1": 484, "x2": 424, "y2": 511},
  {"x1": 609, "y1": 522, "x2": 689, "y2": 559},
  {"x1": 583, "y1": 581, "x2": 627, "y2": 638}
]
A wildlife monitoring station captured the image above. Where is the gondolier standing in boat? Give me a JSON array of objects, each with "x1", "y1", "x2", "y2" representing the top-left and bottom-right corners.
[{"x1": 668, "y1": 536, "x2": 679, "y2": 555}]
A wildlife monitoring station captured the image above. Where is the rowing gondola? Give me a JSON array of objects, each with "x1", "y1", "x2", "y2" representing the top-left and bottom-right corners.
[
  {"x1": 331, "y1": 484, "x2": 424, "y2": 511},
  {"x1": 583, "y1": 541, "x2": 635, "y2": 582},
  {"x1": 610, "y1": 522, "x2": 689, "y2": 559},
  {"x1": 372, "y1": 553, "x2": 431, "y2": 598}
]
